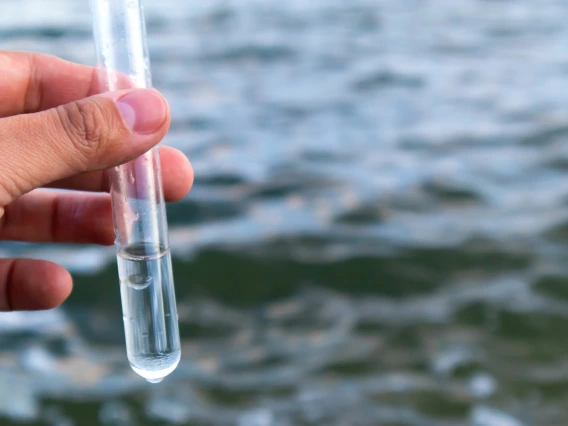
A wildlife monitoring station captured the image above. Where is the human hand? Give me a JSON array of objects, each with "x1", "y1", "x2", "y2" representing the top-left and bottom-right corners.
[{"x1": 0, "y1": 51, "x2": 193, "y2": 311}]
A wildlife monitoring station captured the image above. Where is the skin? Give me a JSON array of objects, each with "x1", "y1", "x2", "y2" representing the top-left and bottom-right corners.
[{"x1": 0, "y1": 51, "x2": 194, "y2": 311}]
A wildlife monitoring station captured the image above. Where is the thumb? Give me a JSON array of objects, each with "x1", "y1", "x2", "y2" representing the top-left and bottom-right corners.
[{"x1": 0, "y1": 89, "x2": 169, "y2": 205}]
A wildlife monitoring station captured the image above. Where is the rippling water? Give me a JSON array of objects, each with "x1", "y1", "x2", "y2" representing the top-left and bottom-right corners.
[{"x1": 3, "y1": 0, "x2": 568, "y2": 425}]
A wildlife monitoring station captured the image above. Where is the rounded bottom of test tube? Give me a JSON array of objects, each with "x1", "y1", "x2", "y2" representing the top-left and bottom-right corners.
[{"x1": 129, "y1": 350, "x2": 181, "y2": 384}]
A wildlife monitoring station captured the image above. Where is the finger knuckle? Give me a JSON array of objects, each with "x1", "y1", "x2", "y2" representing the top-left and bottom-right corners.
[{"x1": 56, "y1": 100, "x2": 109, "y2": 162}]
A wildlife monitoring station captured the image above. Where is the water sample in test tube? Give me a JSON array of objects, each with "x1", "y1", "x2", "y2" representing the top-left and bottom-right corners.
[{"x1": 89, "y1": 0, "x2": 181, "y2": 383}]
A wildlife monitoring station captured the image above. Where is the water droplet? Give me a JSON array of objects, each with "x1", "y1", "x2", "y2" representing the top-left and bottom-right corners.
[
  {"x1": 129, "y1": 172, "x2": 135, "y2": 184},
  {"x1": 127, "y1": 274, "x2": 152, "y2": 290}
]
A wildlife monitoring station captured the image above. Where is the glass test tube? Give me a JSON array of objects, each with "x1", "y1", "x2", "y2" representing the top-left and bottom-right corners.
[{"x1": 89, "y1": 0, "x2": 181, "y2": 383}]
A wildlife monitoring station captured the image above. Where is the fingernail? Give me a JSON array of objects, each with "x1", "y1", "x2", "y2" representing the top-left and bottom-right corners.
[{"x1": 117, "y1": 89, "x2": 168, "y2": 134}]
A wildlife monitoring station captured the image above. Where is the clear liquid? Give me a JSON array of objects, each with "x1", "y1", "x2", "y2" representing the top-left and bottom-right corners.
[{"x1": 117, "y1": 244, "x2": 181, "y2": 383}]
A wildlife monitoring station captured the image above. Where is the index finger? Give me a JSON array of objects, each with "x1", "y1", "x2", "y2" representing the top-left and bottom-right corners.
[
  {"x1": 0, "y1": 51, "x2": 130, "y2": 118},
  {"x1": 46, "y1": 146, "x2": 194, "y2": 202}
]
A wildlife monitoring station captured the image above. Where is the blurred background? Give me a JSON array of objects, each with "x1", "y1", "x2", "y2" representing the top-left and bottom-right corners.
[{"x1": 2, "y1": 0, "x2": 568, "y2": 424}]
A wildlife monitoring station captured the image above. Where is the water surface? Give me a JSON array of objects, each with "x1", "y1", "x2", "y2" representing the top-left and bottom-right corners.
[{"x1": 2, "y1": 1, "x2": 568, "y2": 425}]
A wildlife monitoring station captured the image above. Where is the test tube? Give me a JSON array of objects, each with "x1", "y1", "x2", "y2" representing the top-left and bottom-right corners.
[{"x1": 89, "y1": 0, "x2": 181, "y2": 383}]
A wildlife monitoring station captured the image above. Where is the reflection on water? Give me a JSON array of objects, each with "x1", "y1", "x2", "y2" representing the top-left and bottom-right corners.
[{"x1": 2, "y1": 0, "x2": 568, "y2": 424}]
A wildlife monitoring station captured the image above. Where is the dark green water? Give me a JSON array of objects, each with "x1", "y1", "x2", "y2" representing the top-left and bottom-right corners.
[{"x1": 3, "y1": 0, "x2": 568, "y2": 425}]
